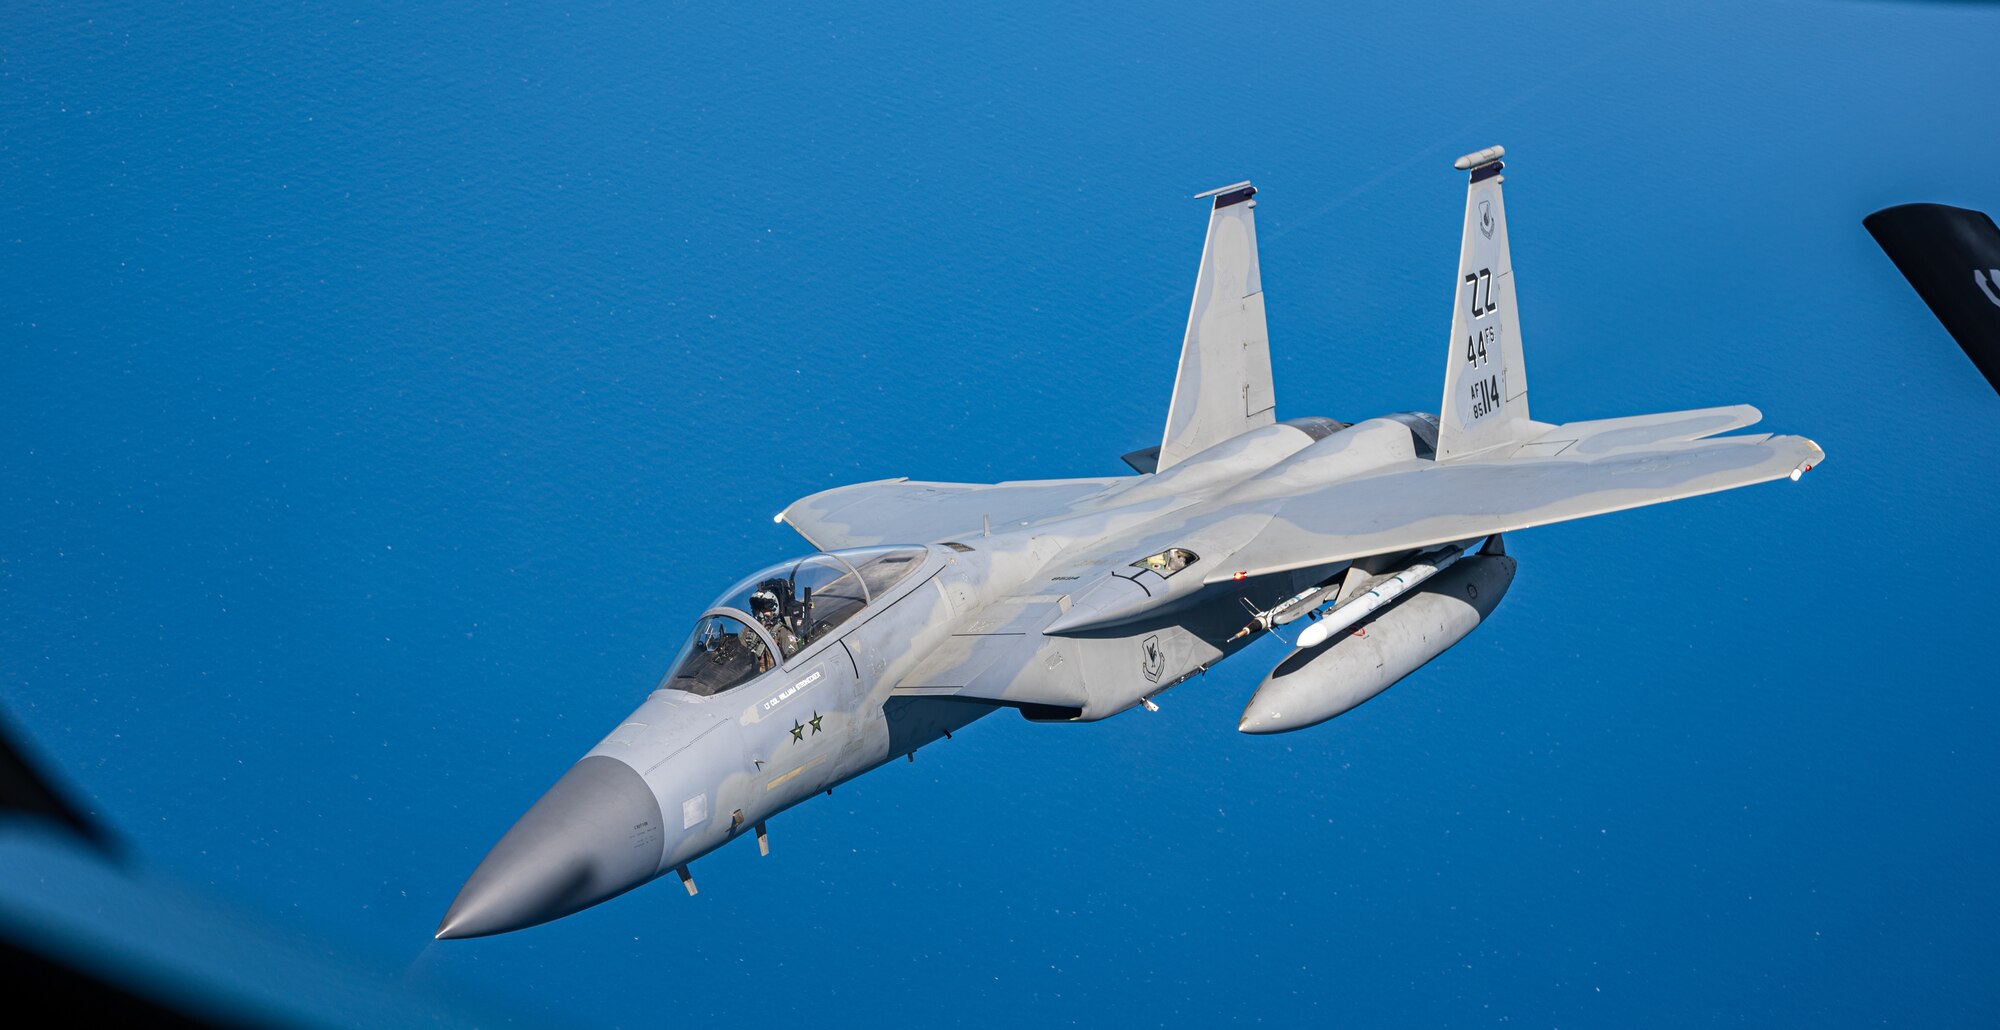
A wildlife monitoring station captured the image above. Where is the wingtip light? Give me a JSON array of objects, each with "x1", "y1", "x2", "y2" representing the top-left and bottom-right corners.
[
  {"x1": 1453, "y1": 145, "x2": 1506, "y2": 171},
  {"x1": 1193, "y1": 180, "x2": 1255, "y2": 200}
]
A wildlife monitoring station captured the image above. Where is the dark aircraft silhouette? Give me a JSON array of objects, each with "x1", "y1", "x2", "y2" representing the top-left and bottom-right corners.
[{"x1": 1865, "y1": 203, "x2": 2000, "y2": 394}]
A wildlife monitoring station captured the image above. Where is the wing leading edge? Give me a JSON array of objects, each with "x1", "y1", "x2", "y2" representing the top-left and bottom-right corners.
[{"x1": 779, "y1": 477, "x2": 1124, "y2": 550}]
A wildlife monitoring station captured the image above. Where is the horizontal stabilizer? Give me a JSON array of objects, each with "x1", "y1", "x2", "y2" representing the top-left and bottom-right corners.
[{"x1": 1507, "y1": 404, "x2": 1764, "y2": 459}]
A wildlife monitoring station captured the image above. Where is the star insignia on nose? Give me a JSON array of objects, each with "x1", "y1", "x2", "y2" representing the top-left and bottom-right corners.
[
  {"x1": 809, "y1": 712, "x2": 823, "y2": 734},
  {"x1": 790, "y1": 720, "x2": 804, "y2": 742}
]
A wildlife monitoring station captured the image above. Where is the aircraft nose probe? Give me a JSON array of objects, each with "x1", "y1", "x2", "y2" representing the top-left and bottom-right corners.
[{"x1": 436, "y1": 756, "x2": 665, "y2": 940}]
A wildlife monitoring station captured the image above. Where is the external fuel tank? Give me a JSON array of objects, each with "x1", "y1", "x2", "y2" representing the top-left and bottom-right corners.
[{"x1": 1238, "y1": 554, "x2": 1516, "y2": 734}]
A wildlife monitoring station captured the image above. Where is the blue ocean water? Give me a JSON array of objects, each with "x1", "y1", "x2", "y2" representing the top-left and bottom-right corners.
[{"x1": 4, "y1": 0, "x2": 1997, "y2": 1024}]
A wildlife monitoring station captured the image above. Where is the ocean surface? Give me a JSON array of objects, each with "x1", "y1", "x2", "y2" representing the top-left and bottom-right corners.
[{"x1": 4, "y1": 1, "x2": 1997, "y2": 1025}]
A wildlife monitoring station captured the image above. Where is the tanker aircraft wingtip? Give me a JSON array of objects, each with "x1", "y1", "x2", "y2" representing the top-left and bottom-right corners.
[{"x1": 1864, "y1": 202, "x2": 2000, "y2": 394}]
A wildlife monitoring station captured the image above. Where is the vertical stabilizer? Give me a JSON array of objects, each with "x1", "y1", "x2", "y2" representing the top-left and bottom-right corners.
[
  {"x1": 1157, "y1": 182, "x2": 1277, "y2": 472},
  {"x1": 1436, "y1": 147, "x2": 1533, "y2": 461}
]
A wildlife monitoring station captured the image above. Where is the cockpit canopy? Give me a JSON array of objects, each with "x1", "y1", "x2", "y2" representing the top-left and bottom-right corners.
[{"x1": 661, "y1": 546, "x2": 929, "y2": 697}]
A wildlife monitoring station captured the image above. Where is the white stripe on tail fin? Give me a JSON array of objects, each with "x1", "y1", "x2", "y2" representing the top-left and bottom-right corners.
[
  {"x1": 1437, "y1": 147, "x2": 1534, "y2": 461},
  {"x1": 1157, "y1": 182, "x2": 1277, "y2": 472}
]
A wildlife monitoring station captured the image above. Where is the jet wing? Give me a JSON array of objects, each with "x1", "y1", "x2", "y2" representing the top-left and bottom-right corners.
[
  {"x1": 779, "y1": 476, "x2": 1124, "y2": 550},
  {"x1": 1207, "y1": 429, "x2": 1823, "y2": 582}
]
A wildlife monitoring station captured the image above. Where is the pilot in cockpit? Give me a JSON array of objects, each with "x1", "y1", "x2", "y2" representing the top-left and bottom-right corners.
[{"x1": 748, "y1": 581, "x2": 802, "y2": 664}]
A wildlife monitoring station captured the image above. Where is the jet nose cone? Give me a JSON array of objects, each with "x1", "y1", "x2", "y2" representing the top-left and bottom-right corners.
[{"x1": 436, "y1": 756, "x2": 665, "y2": 940}]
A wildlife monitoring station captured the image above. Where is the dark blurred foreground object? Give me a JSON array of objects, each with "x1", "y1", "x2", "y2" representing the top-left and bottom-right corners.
[
  {"x1": 1864, "y1": 203, "x2": 2000, "y2": 394},
  {"x1": 0, "y1": 710, "x2": 112, "y2": 853},
  {"x1": 0, "y1": 708, "x2": 545, "y2": 1029}
]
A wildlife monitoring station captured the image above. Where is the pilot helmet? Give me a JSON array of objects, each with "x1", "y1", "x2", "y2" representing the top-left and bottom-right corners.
[{"x1": 749, "y1": 587, "x2": 780, "y2": 623}]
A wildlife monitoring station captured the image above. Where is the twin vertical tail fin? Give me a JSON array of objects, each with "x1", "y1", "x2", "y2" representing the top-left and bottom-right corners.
[
  {"x1": 1155, "y1": 182, "x2": 1277, "y2": 472},
  {"x1": 1436, "y1": 147, "x2": 1534, "y2": 461}
]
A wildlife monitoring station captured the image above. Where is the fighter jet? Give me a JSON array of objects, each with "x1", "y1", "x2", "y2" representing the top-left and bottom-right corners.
[{"x1": 437, "y1": 147, "x2": 1824, "y2": 939}]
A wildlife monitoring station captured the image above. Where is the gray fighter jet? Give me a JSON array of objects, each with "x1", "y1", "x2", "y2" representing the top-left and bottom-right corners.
[{"x1": 437, "y1": 147, "x2": 1823, "y2": 939}]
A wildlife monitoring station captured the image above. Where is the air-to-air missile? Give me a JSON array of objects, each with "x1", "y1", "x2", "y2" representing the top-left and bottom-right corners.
[{"x1": 437, "y1": 150, "x2": 1822, "y2": 939}]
